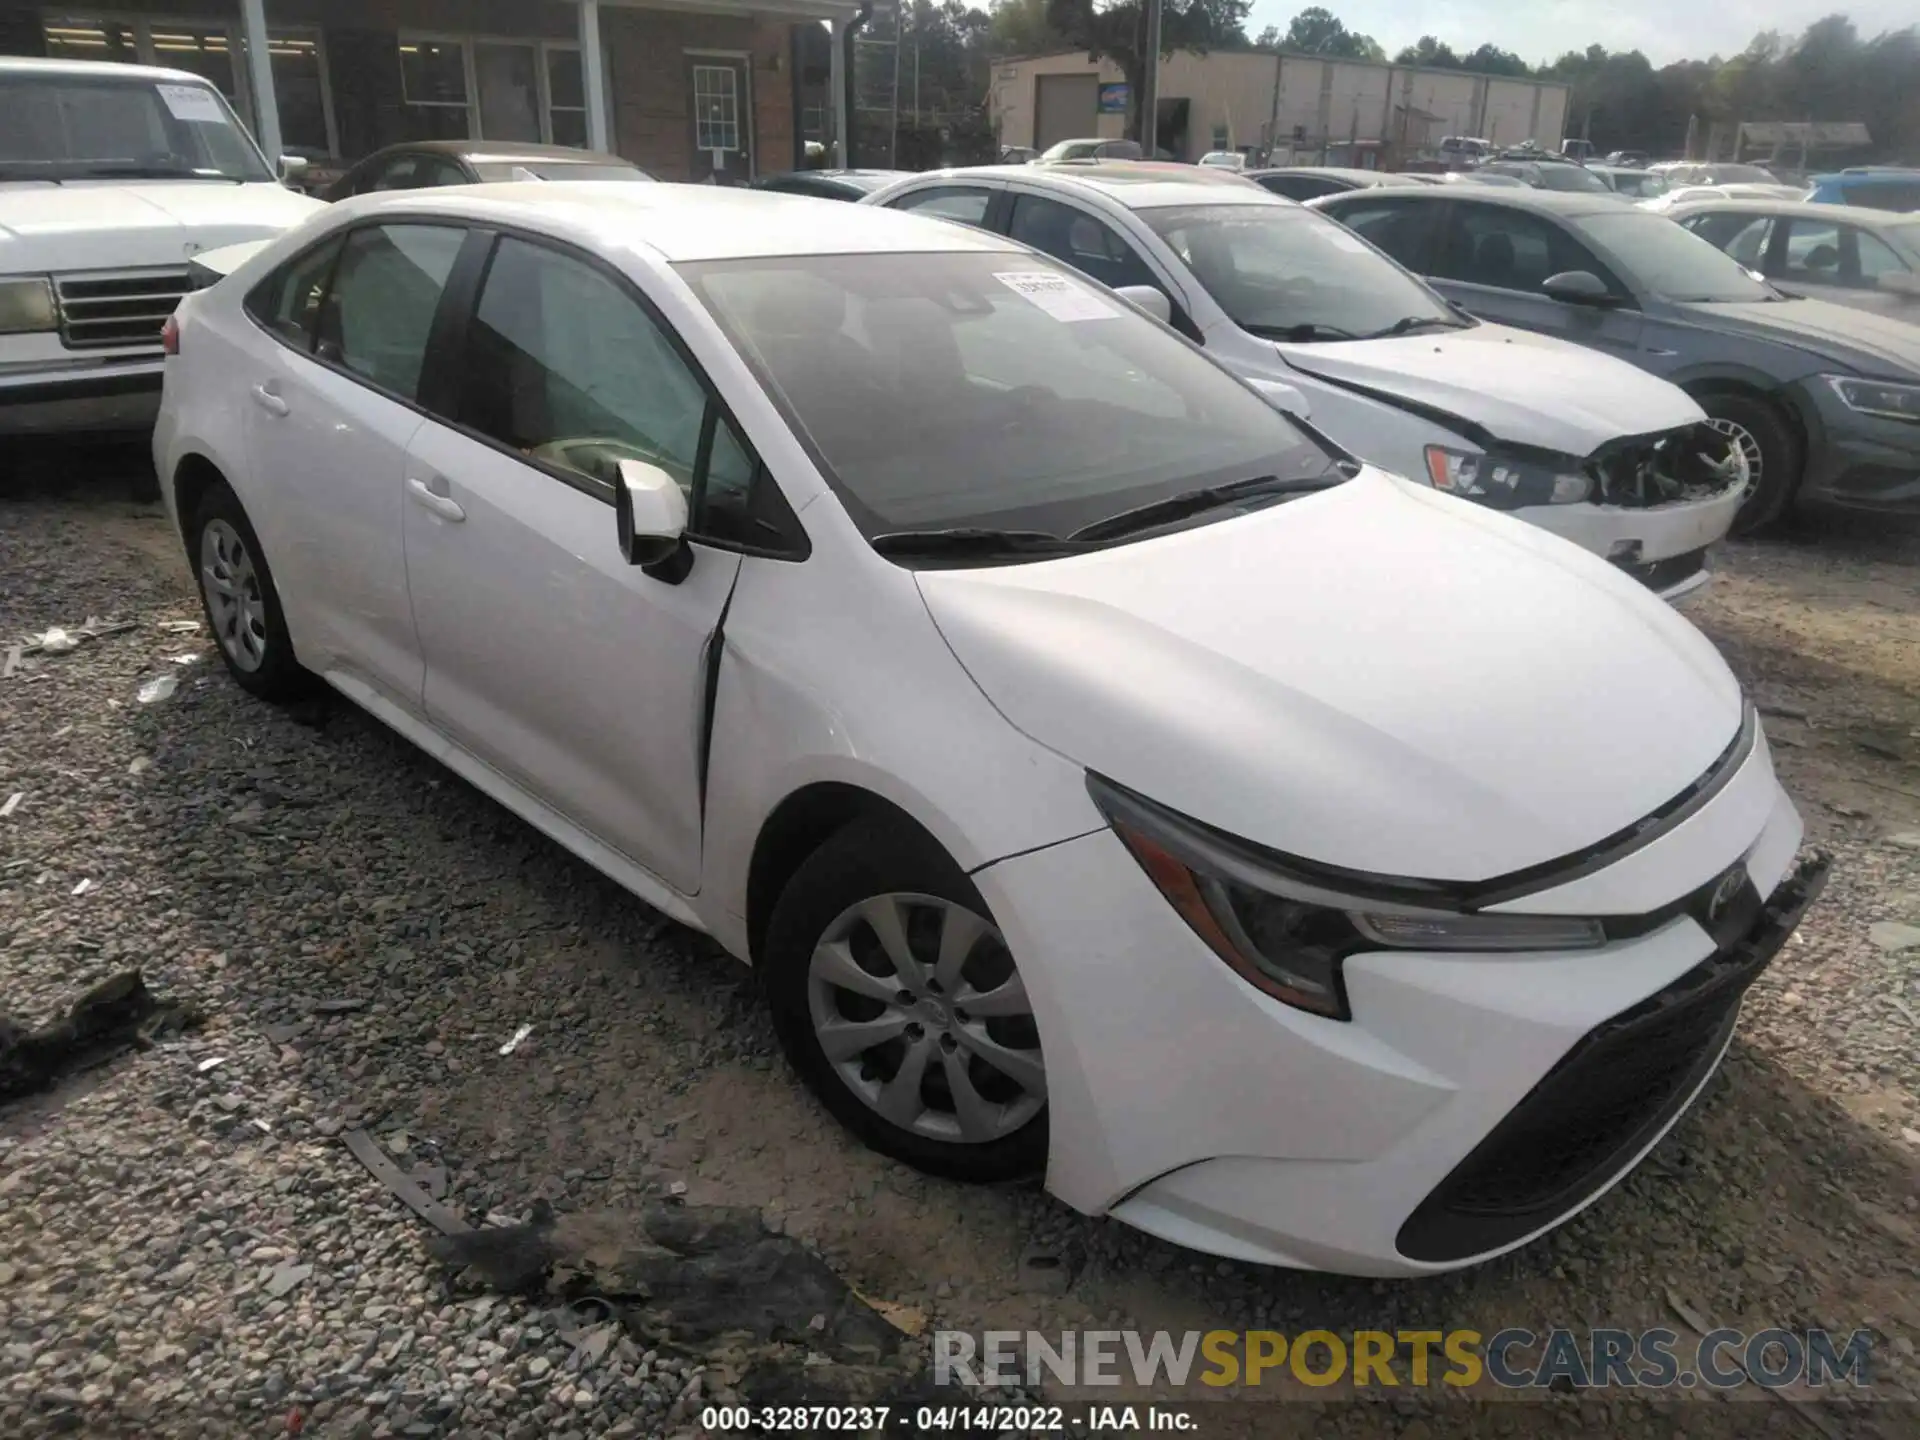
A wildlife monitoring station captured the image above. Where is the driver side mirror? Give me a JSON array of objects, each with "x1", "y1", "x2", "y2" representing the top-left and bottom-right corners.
[
  {"x1": 1541, "y1": 269, "x2": 1618, "y2": 307},
  {"x1": 279, "y1": 154, "x2": 310, "y2": 188},
  {"x1": 1114, "y1": 285, "x2": 1172, "y2": 324},
  {"x1": 615, "y1": 459, "x2": 691, "y2": 577}
]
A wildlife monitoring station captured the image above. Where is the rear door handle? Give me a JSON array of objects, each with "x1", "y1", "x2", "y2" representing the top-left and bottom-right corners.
[
  {"x1": 407, "y1": 475, "x2": 465, "y2": 523},
  {"x1": 250, "y1": 383, "x2": 289, "y2": 417}
]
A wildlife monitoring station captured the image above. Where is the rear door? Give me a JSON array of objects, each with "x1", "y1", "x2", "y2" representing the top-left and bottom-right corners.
[
  {"x1": 1767, "y1": 214, "x2": 1914, "y2": 315},
  {"x1": 1317, "y1": 194, "x2": 1444, "y2": 273}
]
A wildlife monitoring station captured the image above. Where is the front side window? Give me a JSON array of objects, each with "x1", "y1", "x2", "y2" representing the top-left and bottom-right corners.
[
  {"x1": 1573, "y1": 210, "x2": 1771, "y2": 304},
  {"x1": 1142, "y1": 204, "x2": 1456, "y2": 342},
  {"x1": 681, "y1": 251, "x2": 1339, "y2": 540},
  {"x1": 1435, "y1": 205, "x2": 1617, "y2": 294},
  {"x1": 316, "y1": 224, "x2": 465, "y2": 400},
  {"x1": 246, "y1": 236, "x2": 344, "y2": 348},
  {"x1": 1007, "y1": 194, "x2": 1160, "y2": 294},
  {"x1": 0, "y1": 72, "x2": 270, "y2": 181},
  {"x1": 1682, "y1": 212, "x2": 1774, "y2": 269},
  {"x1": 891, "y1": 186, "x2": 994, "y2": 227}
]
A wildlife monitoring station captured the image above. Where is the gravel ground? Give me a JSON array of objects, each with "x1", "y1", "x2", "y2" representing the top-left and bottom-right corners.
[{"x1": 3, "y1": 473, "x2": 1919, "y2": 1440}]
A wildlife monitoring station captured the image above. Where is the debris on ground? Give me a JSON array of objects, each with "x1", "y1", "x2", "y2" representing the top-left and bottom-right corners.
[
  {"x1": 0, "y1": 792, "x2": 21, "y2": 819},
  {"x1": 0, "y1": 970, "x2": 202, "y2": 1103},
  {"x1": 497, "y1": 1022, "x2": 533, "y2": 1055},
  {"x1": 135, "y1": 673, "x2": 178, "y2": 704}
]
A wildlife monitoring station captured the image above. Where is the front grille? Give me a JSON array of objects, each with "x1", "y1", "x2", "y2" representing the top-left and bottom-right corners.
[
  {"x1": 1396, "y1": 852, "x2": 1830, "y2": 1265},
  {"x1": 1612, "y1": 546, "x2": 1708, "y2": 594},
  {"x1": 1588, "y1": 423, "x2": 1746, "y2": 508},
  {"x1": 53, "y1": 268, "x2": 191, "y2": 350}
]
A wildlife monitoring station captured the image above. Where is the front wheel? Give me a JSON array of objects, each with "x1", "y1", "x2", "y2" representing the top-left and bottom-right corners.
[
  {"x1": 1696, "y1": 391, "x2": 1800, "y2": 536},
  {"x1": 189, "y1": 479, "x2": 313, "y2": 702},
  {"x1": 761, "y1": 817, "x2": 1048, "y2": 1183}
]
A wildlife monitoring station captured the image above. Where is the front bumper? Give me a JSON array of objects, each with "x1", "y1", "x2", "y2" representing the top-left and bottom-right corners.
[
  {"x1": 1515, "y1": 486, "x2": 1742, "y2": 602},
  {"x1": 974, "y1": 734, "x2": 1815, "y2": 1275},
  {"x1": 0, "y1": 356, "x2": 166, "y2": 438},
  {"x1": 1796, "y1": 386, "x2": 1920, "y2": 512}
]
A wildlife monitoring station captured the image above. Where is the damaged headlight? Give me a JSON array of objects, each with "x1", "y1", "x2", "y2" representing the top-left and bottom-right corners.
[
  {"x1": 1824, "y1": 375, "x2": 1920, "y2": 425},
  {"x1": 1422, "y1": 446, "x2": 1592, "y2": 507},
  {"x1": 1090, "y1": 776, "x2": 1605, "y2": 1021}
]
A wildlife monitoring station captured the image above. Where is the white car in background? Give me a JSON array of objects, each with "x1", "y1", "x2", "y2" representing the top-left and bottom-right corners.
[
  {"x1": 864, "y1": 165, "x2": 1747, "y2": 602},
  {"x1": 155, "y1": 184, "x2": 1825, "y2": 1275},
  {"x1": 0, "y1": 57, "x2": 321, "y2": 440}
]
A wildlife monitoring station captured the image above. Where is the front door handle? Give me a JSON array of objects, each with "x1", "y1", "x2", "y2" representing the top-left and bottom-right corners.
[
  {"x1": 250, "y1": 383, "x2": 289, "y2": 417},
  {"x1": 407, "y1": 475, "x2": 465, "y2": 523}
]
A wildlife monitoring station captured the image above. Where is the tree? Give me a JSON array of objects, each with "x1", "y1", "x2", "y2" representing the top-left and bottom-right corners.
[
  {"x1": 1460, "y1": 43, "x2": 1530, "y2": 77},
  {"x1": 1044, "y1": 0, "x2": 1252, "y2": 140},
  {"x1": 1254, "y1": 25, "x2": 1279, "y2": 50},
  {"x1": 1394, "y1": 35, "x2": 1460, "y2": 69},
  {"x1": 1279, "y1": 7, "x2": 1384, "y2": 61}
]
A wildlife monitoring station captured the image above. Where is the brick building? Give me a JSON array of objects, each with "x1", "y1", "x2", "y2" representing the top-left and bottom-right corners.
[{"x1": 0, "y1": 2, "x2": 855, "y2": 185}]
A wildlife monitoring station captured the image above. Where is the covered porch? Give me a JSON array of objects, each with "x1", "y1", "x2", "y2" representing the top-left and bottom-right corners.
[{"x1": 2, "y1": 0, "x2": 860, "y2": 181}]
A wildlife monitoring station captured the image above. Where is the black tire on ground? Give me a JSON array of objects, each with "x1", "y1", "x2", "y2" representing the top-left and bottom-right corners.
[
  {"x1": 761, "y1": 816, "x2": 1049, "y2": 1184},
  {"x1": 1695, "y1": 389, "x2": 1801, "y2": 536},
  {"x1": 187, "y1": 478, "x2": 315, "y2": 703}
]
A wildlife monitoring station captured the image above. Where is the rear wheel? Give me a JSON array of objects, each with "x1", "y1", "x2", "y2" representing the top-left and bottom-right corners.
[
  {"x1": 189, "y1": 479, "x2": 313, "y2": 702},
  {"x1": 762, "y1": 816, "x2": 1048, "y2": 1183},
  {"x1": 1695, "y1": 390, "x2": 1799, "y2": 535}
]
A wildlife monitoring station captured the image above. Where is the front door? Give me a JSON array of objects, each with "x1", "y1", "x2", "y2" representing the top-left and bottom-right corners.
[
  {"x1": 688, "y1": 56, "x2": 751, "y2": 184},
  {"x1": 401, "y1": 232, "x2": 741, "y2": 893}
]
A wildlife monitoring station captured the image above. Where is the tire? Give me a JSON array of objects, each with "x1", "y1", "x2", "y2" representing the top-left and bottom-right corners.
[
  {"x1": 1695, "y1": 390, "x2": 1800, "y2": 536},
  {"x1": 761, "y1": 816, "x2": 1048, "y2": 1183},
  {"x1": 188, "y1": 479, "x2": 314, "y2": 702}
]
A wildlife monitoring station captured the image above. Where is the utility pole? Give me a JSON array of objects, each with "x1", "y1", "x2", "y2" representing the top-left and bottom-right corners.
[{"x1": 1139, "y1": 0, "x2": 1162, "y2": 156}]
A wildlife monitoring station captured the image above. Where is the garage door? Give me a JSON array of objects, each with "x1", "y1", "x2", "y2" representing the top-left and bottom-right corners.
[{"x1": 1034, "y1": 74, "x2": 1099, "y2": 151}]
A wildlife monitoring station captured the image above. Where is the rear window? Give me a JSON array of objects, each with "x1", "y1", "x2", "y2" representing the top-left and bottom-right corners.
[{"x1": 1842, "y1": 180, "x2": 1920, "y2": 213}]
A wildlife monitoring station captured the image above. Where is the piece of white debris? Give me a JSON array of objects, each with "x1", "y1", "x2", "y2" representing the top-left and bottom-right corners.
[
  {"x1": 197, "y1": 1056, "x2": 227, "y2": 1073},
  {"x1": 137, "y1": 673, "x2": 179, "y2": 704},
  {"x1": 158, "y1": 619, "x2": 201, "y2": 633},
  {"x1": 668, "y1": 1180, "x2": 689, "y2": 1197},
  {"x1": 251, "y1": 1118, "x2": 273, "y2": 1134},
  {"x1": 70, "y1": 878, "x2": 93, "y2": 897},
  {"x1": 36, "y1": 628, "x2": 78, "y2": 654},
  {"x1": 0, "y1": 793, "x2": 22, "y2": 819},
  {"x1": 170, "y1": 653, "x2": 200, "y2": 666},
  {"x1": 497, "y1": 1023, "x2": 533, "y2": 1056},
  {"x1": 129, "y1": 757, "x2": 152, "y2": 776}
]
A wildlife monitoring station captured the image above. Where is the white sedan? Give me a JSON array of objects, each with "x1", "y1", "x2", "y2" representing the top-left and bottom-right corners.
[{"x1": 155, "y1": 184, "x2": 1826, "y2": 1275}]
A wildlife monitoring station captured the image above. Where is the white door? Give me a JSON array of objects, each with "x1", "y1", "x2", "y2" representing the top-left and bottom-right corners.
[
  {"x1": 401, "y1": 235, "x2": 742, "y2": 892},
  {"x1": 242, "y1": 221, "x2": 466, "y2": 704}
]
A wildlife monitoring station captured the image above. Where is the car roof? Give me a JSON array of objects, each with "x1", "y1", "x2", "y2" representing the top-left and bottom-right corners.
[
  {"x1": 1322, "y1": 185, "x2": 1626, "y2": 218},
  {"x1": 360, "y1": 139, "x2": 632, "y2": 166},
  {"x1": 1247, "y1": 167, "x2": 1397, "y2": 184},
  {"x1": 1668, "y1": 198, "x2": 1916, "y2": 225},
  {"x1": 910, "y1": 163, "x2": 1276, "y2": 207},
  {"x1": 0, "y1": 55, "x2": 217, "y2": 85},
  {"x1": 1813, "y1": 168, "x2": 1920, "y2": 184},
  {"x1": 341, "y1": 182, "x2": 1020, "y2": 261}
]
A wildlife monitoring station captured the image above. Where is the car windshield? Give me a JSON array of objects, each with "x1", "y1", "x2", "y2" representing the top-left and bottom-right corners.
[
  {"x1": 0, "y1": 72, "x2": 271, "y2": 182},
  {"x1": 1142, "y1": 204, "x2": 1457, "y2": 341},
  {"x1": 470, "y1": 160, "x2": 649, "y2": 182},
  {"x1": 1535, "y1": 165, "x2": 1612, "y2": 194},
  {"x1": 680, "y1": 250, "x2": 1340, "y2": 542},
  {"x1": 1574, "y1": 210, "x2": 1774, "y2": 303}
]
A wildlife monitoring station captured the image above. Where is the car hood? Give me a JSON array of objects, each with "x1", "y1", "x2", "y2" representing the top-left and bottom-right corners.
[
  {"x1": 0, "y1": 181, "x2": 323, "y2": 272},
  {"x1": 918, "y1": 469, "x2": 1744, "y2": 882},
  {"x1": 1276, "y1": 322, "x2": 1704, "y2": 455},
  {"x1": 1677, "y1": 295, "x2": 1920, "y2": 376}
]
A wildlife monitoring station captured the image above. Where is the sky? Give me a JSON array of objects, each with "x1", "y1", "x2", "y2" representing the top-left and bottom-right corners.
[{"x1": 1239, "y1": 1, "x2": 1917, "y2": 68}]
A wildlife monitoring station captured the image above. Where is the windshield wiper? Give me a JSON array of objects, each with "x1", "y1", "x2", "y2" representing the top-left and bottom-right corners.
[
  {"x1": 870, "y1": 527, "x2": 1089, "y2": 559},
  {"x1": 1243, "y1": 321, "x2": 1357, "y2": 342},
  {"x1": 1069, "y1": 474, "x2": 1334, "y2": 543},
  {"x1": 1359, "y1": 314, "x2": 1463, "y2": 339}
]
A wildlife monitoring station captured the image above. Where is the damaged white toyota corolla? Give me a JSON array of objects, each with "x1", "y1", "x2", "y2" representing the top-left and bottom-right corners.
[{"x1": 154, "y1": 185, "x2": 1827, "y2": 1275}]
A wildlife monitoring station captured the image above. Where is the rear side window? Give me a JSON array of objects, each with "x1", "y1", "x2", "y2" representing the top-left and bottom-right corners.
[
  {"x1": 890, "y1": 186, "x2": 993, "y2": 227},
  {"x1": 1007, "y1": 194, "x2": 1161, "y2": 294},
  {"x1": 245, "y1": 235, "x2": 343, "y2": 349},
  {"x1": 1256, "y1": 174, "x2": 1346, "y2": 201},
  {"x1": 315, "y1": 224, "x2": 464, "y2": 400},
  {"x1": 1682, "y1": 212, "x2": 1774, "y2": 268},
  {"x1": 1323, "y1": 197, "x2": 1434, "y2": 270},
  {"x1": 1434, "y1": 205, "x2": 1616, "y2": 294}
]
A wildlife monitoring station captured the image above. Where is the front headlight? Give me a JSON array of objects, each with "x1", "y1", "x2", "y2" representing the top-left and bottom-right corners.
[
  {"x1": 1423, "y1": 446, "x2": 1592, "y2": 507},
  {"x1": 1823, "y1": 375, "x2": 1920, "y2": 424},
  {"x1": 1090, "y1": 776, "x2": 1604, "y2": 1021},
  {"x1": 0, "y1": 277, "x2": 57, "y2": 335}
]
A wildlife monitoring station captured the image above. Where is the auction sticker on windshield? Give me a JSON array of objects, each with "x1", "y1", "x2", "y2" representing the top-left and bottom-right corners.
[
  {"x1": 157, "y1": 83, "x2": 225, "y2": 123},
  {"x1": 995, "y1": 271, "x2": 1119, "y2": 322}
]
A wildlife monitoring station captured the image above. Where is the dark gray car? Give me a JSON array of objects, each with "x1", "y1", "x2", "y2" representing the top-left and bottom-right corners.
[{"x1": 1311, "y1": 186, "x2": 1920, "y2": 527}]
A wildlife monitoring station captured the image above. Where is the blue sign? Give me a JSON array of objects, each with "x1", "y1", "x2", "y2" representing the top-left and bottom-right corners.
[{"x1": 1097, "y1": 83, "x2": 1130, "y2": 114}]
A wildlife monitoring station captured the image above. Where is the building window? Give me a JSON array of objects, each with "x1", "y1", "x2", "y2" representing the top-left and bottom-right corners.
[
  {"x1": 266, "y1": 31, "x2": 334, "y2": 158},
  {"x1": 545, "y1": 44, "x2": 587, "y2": 148},
  {"x1": 397, "y1": 36, "x2": 589, "y2": 147},
  {"x1": 693, "y1": 65, "x2": 739, "y2": 154},
  {"x1": 399, "y1": 36, "x2": 472, "y2": 141}
]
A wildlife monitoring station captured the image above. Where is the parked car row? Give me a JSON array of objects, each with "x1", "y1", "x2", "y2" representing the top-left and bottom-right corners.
[{"x1": 4, "y1": 52, "x2": 1849, "y2": 1278}]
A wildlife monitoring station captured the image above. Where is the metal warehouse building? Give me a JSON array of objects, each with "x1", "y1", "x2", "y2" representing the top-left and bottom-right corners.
[{"x1": 992, "y1": 49, "x2": 1573, "y2": 167}]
